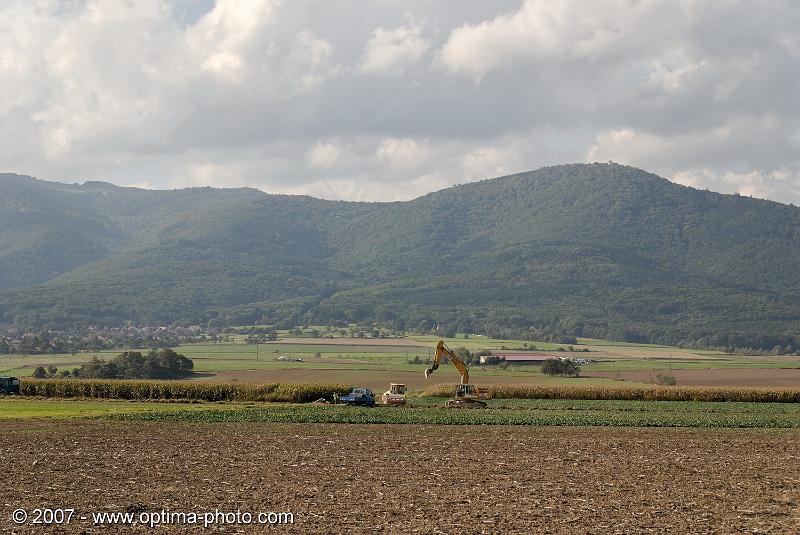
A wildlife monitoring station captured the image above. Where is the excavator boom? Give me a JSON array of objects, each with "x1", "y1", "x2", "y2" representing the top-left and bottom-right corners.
[
  {"x1": 424, "y1": 340, "x2": 487, "y2": 408},
  {"x1": 425, "y1": 341, "x2": 469, "y2": 384}
]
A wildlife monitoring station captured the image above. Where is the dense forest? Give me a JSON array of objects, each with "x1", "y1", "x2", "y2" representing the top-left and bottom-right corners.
[{"x1": 1, "y1": 163, "x2": 800, "y2": 352}]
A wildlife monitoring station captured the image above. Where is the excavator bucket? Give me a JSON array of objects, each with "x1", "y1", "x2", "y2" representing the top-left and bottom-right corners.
[{"x1": 424, "y1": 367, "x2": 434, "y2": 378}]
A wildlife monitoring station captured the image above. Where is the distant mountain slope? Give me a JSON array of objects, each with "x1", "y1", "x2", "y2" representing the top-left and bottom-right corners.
[
  {"x1": 0, "y1": 174, "x2": 126, "y2": 288},
  {"x1": 1, "y1": 164, "x2": 799, "y2": 349}
]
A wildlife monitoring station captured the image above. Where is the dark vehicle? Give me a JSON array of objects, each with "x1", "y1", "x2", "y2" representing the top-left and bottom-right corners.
[
  {"x1": 0, "y1": 376, "x2": 21, "y2": 395},
  {"x1": 337, "y1": 387, "x2": 376, "y2": 407}
]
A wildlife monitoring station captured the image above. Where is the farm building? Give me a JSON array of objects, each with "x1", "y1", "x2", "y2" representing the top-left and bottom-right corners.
[{"x1": 482, "y1": 352, "x2": 556, "y2": 364}]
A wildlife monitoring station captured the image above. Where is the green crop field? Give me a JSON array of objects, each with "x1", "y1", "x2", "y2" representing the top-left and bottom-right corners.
[
  {"x1": 5, "y1": 388, "x2": 800, "y2": 427},
  {"x1": 0, "y1": 398, "x2": 226, "y2": 419},
  {"x1": 0, "y1": 351, "x2": 116, "y2": 377},
  {"x1": 110, "y1": 398, "x2": 800, "y2": 428}
]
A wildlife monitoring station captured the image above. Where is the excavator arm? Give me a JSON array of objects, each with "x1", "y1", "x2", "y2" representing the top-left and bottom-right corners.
[{"x1": 425, "y1": 341, "x2": 469, "y2": 384}]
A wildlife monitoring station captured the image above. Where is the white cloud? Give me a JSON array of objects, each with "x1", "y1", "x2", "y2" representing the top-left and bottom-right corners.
[
  {"x1": 462, "y1": 147, "x2": 519, "y2": 181},
  {"x1": 376, "y1": 138, "x2": 432, "y2": 169},
  {"x1": 646, "y1": 49, "x2": 707, "y2": 93},
  {"x1": 587, "y1": 128, "x2": 672, "y2": 165},
  {"x1": 361, "y1": 23, "x2": 429, "y2": 76},
  {"x1": 187, "y1": 0, "x2": 277, "y2": 71},
  {"x1": 672, "y1": 167, "x2": 800, "y2": 202},
  {"x1": 307, "y1": 140, "x2": 341, "y2": 168},
  {"x1": 286, "y1": 30, "x2": 336, "y2": 91},
  {"x1": 0, "y1": 0, "x2": 799, "y2": 205},
  {"x1": 201, "y1": 52, "x2": 244, "y2": 79},
  {"x1": 440, "y1": 0, "x2": 663, "y2": 80},
  {"x1": 125, "y1": 180, "x2": 154, "y2": 189}
]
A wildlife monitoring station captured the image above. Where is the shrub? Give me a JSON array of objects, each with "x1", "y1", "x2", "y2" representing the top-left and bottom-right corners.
[
  {"x1": 542, "y1": 359, "x2": 580, "y2": 377},
  {"x1": 654, "y1": 374, "x2": 677, "y2": 386}
]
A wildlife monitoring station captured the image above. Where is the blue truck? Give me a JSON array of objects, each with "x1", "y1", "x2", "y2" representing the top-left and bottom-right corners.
[
  {"x1": 0, "y1": 376, "x2": 21, "y2": 395},
  {"x1": 336, "y1": 387, "x2": 376, "y2": 407}
]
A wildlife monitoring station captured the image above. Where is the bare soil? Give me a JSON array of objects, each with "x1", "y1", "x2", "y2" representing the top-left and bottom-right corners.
[
  {"x1": 2, "y1": 421, "x2": 799, "y2": 533},
  {"x1": 266, "y1": 337, "x2": 426, "y2": 347},
  {"x1": 588, "y1": 367, "x2": 800, "y2": 387},
  {"x1": 580, "y1": 346, "x2": 728, "y2": 360},
  {"x1": 207, "y1": 368, "x2": 583, "y2": 392}
]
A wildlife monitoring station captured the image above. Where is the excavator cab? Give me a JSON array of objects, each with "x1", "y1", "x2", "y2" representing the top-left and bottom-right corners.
[
  {"x1": 455, "y1": 384, "x2": 476, "y2": 398},
  {"x1": 390, "y1": 384, "x2": 407, "y2": 395}
]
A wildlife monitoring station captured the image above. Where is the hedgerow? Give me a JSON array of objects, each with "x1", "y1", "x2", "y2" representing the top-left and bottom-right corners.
[
  {"x1": 419, "y1": 384, "x2": 800, "y2": 403},
  {"x1": 20, "y1": 379, "x2": 351, "y2": 403}
]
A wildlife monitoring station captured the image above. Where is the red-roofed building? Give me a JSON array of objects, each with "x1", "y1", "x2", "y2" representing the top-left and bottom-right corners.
[{"x1": 481, "y1": 352, "x2": 556, "y2": 364}]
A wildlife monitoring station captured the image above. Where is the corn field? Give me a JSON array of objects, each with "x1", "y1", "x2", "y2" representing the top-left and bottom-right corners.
[
  {"x1": 420, "y1": 383, "x2": 800, "y2": 403},
  {"x1": 20, "y1": 379, "x2": 351, "y2": 403}
]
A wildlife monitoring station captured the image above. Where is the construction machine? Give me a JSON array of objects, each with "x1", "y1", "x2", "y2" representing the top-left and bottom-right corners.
[
  {"x1": 382, "y1": 383, "x2": 407, "y2": 405},
  {"x1": 337, "y1": 387, "x2": 376, "y2": 406},
  {"x1": 424, "y1": 341, "x2": 489, "y2": 408},
  {"x1": 0, "y1": 376, "x2": 21, "y2": 395}
]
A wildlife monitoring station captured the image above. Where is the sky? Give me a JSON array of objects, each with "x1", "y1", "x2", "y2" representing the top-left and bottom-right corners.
[{"x1": 1, "y1": 0, "x2": 799, "y2": 203}]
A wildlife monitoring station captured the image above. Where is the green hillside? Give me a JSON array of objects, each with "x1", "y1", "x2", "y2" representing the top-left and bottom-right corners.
[{"x1": 1, "y1": 164, "x2": 799, "y2": 350}]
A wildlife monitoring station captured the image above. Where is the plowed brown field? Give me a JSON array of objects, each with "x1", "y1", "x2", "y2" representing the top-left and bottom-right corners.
[
  {"x1": 588, "y1": 368, "x2": 800, "y2": 387},
  {"x1": 2, "y1": 421, "x2": 799, "y2": 533}
]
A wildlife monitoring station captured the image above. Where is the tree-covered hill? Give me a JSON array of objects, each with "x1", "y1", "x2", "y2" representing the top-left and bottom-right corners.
[{"x1": 1, "y1": 164, "x2": 799, "y2": 350}]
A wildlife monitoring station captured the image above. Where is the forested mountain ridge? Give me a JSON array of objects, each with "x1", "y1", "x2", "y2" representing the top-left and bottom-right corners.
[{"x1": 1, "y1": 164, "x2": 799, "y2": 350}]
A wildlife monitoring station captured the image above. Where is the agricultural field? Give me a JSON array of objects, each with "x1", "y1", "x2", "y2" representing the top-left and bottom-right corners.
[
  {"x1": 588, "y1": 368, "x2": 800, "y2": 387},
  {"x1": 3, "y1": 386, "x2": 800, "y2": 532},
  {"x1": 3, "y1": 334, "x2": 800, "y2": 391},
  {"x1": 115, "y1": 399, "x2": 800, "y2": 428},
  {"x1": 0, "y1": 398, "x2": 226, "y2": 420},
  {"x1": 2, "y1": 418, "x2": 799, "y2": 533},
  {"x1": 5, "y1": 389, "x2": 800, "y2": 428}
]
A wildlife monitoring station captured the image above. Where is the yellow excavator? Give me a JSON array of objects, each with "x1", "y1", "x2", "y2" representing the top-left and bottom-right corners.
[{"x1": 425, "y1": 340, "x2": 489, "y2": 408}]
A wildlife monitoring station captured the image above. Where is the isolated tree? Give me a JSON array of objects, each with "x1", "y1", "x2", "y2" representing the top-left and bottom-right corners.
[
  {"x1": 32, "y1": 366, "x2": 47, "y2": 379},
  {"x1": 542, "y1": 359, "x2": 580, "y2": 377}
]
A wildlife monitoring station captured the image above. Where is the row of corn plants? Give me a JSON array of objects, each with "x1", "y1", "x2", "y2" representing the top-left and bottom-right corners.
[
  {"x1": 20, "y1": 379, "x2": 351, "y2": 403},
  {"x1": 420, "y1": 383, "x2": 800, "y2": 403}
]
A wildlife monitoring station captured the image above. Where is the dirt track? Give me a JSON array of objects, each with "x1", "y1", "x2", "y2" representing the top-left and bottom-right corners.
[{"x1": 2, "y1": 421, "x2": 800, "y2": 533}]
